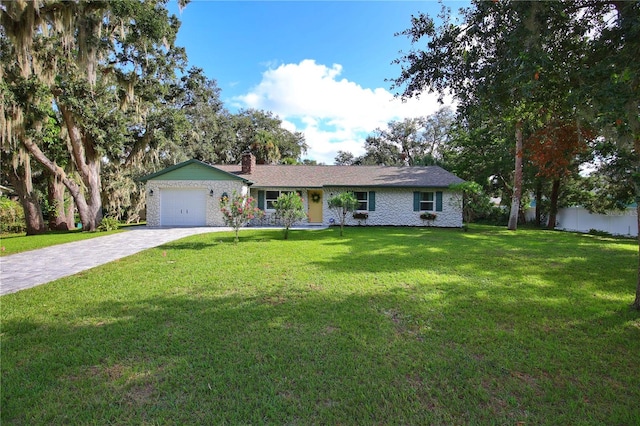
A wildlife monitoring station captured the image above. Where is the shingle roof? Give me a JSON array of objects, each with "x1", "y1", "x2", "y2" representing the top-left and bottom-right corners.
[{"x1": 214, "y1": 164, "x2": 464, "y2": 189}]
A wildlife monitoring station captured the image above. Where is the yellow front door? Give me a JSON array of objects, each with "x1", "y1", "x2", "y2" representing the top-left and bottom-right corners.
[{"x1": 307, "y1": 190, "x2": 323, "y2": 223}]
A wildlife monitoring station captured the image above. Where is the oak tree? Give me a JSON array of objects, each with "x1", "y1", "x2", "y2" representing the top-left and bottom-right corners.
[{"x1": 1, "y1": 0, "x2": 187, "y2": 230}]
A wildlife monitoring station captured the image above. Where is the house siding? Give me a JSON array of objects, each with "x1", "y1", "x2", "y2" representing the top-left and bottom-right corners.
[
  {"x1": 323, "y1": 188, "x2": 462, "y2": 228},
  {"x1": 247, "y1": 187, "x2": 461, "y2": 228},
  {"x1": 146, "y1": 180, "x2": 246, "y2": 227},
  {"x1": 248, "y1": 188, "x2": 312, "y2": 226}
]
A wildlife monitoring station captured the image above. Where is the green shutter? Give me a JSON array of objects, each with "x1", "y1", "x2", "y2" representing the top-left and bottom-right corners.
[
  {"x1": 413, "y1": 192, "x2": 420, "y2": 211},
  {"x1": 436, "y1": 191, "x2": 443, "y2": 212},
  {"x1": 258, "y1": 190, "x2": 265, "y2": 210},
  {"x1": 368, "y1": 191, "x2": 376, "y2": 211}
]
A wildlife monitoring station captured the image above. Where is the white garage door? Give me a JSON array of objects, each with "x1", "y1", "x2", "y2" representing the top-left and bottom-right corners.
[{"x1": 160, "y1": 188, "x2": 207, "y2": 226}]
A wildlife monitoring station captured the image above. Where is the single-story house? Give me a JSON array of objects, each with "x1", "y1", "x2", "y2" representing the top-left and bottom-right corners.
[{"x1": 140, "y1": 153, "x2": 465, "y2": 228}]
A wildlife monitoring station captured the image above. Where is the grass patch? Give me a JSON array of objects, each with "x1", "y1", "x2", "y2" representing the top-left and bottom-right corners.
[
  {"x1": 1, "y1": 225, "x2": 639, "y2": 424},
  {"x1": 0, "y1": 226, "x2": 139, "y2": 256}
]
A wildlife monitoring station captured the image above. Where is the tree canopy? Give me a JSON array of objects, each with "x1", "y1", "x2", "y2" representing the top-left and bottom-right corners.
[
  {"x1": 393, "y1": 0, "x2": 640, "y2": 307},
  {"x1": 1, "y1": 0, "x2": 307, "y2": 230},
  {"x1": 335, "y1": 107, "x2": 454, "y2": 166}
]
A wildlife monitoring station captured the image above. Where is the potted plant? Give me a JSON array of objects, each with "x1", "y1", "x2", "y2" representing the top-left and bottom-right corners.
[
  {"x1": 420, "y1": 212, "x2": 437, "y2": 226},
  {"x1": 420, "y1": 212, "x2": 437, "y2": 221}
]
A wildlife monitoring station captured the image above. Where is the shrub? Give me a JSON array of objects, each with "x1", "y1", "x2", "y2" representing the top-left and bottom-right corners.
[
  {"x1": 98, "y1": 217, "x2": 120, "y2": 232},
  {"x1": 588, "y1": 228, "x2": 612, "y2": 237},
  {"x1": 219, "y1": 191, "x2": 264, "y2": 243},
  {"x1": 448, "y1": 181, "x2": 494, "y2": 225},
  {"x1": 327, "y1": 192, "x2": 358, "y2": 237},
  {"x1": 0, "y1": 197, "x2": 26, "y2": 234},
  {"x1": 273, "y1": 192, "x2": 307, "y2": 240},
  {"x1": 475, "y1": 205, "x2": 510, "y2": 226}
]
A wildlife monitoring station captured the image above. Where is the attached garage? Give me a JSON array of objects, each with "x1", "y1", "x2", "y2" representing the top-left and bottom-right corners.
[
  {"x1": 160, "y1": 188, "x2": 207, "y2": 226},
  {"x1": 140, "y1": 159, "x2": 251, "y2": 227}
]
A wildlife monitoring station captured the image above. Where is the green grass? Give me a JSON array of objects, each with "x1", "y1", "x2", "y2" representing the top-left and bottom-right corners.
[
  {"x1": 0, "y1": 227, "x2": 133, "y2": 256},
  {"x1": 1, "y1": 225, "x2": 639, "y2": 424}
]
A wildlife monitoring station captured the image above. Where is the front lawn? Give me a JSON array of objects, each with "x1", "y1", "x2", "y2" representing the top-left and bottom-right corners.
[
  {"x1": 1, "y1": 226, "x2": 639, "y2": 424},
  {"x1": 0, "y1": 227, "x2": 132, "y2": 257}
]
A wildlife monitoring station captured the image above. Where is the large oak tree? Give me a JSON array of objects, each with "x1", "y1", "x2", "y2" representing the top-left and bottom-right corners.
[{"x1": 1, "y1": 0, "x2": 186, "y2": 231}]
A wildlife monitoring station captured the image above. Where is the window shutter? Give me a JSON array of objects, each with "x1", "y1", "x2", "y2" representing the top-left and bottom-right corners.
[
  {"x1": 368, "y1": 191, "x2": 376, "y2": 211},
  {"x1": 413, "y1": 192, "x2": 420, "y2": 211},
  {"x1": 436, "y1": 191, "x2": 443, "y2": 212},
  {"x1": 258, "y1": 190, "x2": 265, "y2": 210}
]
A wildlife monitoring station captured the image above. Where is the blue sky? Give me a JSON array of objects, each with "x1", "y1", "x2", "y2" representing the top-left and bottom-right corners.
[{"x1": 169, "y1": 1, "x2": 466, "y2": 163}]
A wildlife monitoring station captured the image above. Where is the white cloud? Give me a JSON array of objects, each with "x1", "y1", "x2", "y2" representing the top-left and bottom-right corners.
[{"x1": 234, "y1": 59, "x2": 449, "y2": 164}]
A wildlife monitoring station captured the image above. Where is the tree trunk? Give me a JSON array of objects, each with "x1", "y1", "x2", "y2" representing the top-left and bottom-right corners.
[
  {"x1": 535, "y1": 180, "x2": 542, "y2": 227},
  {"x1": 58, "y1": 105, "x2": 103, "y2": 231},
  {"x1": 547, "y1": 178, "x2": 560, "y2": 230},
  {"x1": 508, "y1": 120, "x2": 524, "y2": 231},
  {"x1": 47, "y1": 173, "x2": 72, "y2": 230},
  {"x1": 67, "y1": 196, "x2": 76, "y2": 229},
  {"x1": 634, "y1": 204, "x2": 640, "y2": 310},
  {"x1": 8, "y1": 152, "x2": 45, "y2": 235},
  {"x1": 20, "y1": 134, "x2": 100, "y2": 232},
  {"x1": 633, "y1": 140, "x2": 640, "y2": 310},
  {"x1": 73, "y1": 164, "x2": 102, "y2": 231}
]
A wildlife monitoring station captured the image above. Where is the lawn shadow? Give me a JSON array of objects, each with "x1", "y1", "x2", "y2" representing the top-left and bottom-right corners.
[
  {"x1": 0, "y1": 291, "x2": 465, "y2": 424},
  {"x1": 158, "y1": 241, "x2": 219, "y2": 251},
  {"x1": 308, "y1": 226, "x2": 637, "y2": 305},
  {"x1": 3, "y1": 280, "x2": 639, "y2": 425}
]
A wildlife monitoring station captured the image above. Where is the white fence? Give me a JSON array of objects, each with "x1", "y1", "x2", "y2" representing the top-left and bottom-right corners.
[{"x1": 526, "y1": 206, "x2": 638, "y2": 237}]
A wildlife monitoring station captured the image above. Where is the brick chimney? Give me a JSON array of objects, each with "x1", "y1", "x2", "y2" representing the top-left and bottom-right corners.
[{"x1": 241, "y1": 152, "x2": 256, "y2": 174}]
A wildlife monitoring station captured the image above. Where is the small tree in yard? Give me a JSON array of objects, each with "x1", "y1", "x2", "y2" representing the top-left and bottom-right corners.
[
  {"x1": 273, "y1": 192, "x2": 307, "y2": 240},
  {"x1": 327, "y1": 192, "x2": 358, "y2": 237},
  {"x1": 449, "y1": 182, "x2": 488, "y2": 230},
  {"x1": 219, "y1": 191, "x2": 264, "y2": 243}
]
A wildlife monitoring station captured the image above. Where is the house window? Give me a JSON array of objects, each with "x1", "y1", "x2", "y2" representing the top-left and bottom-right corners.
[
  {"x1": 265, "y1": 190, "x2": 299, "y2": 210},
  {"x1": 420, "y1": 192, "x2": 434, "y2": 211},
  {"x1": 354, "y1": 191, "x2": 368, "y2": 211}
]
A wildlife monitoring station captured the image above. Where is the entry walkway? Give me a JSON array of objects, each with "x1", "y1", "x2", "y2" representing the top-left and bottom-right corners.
[{"x1": 0, "y1": 227, "x2": 227, "y2": 296}]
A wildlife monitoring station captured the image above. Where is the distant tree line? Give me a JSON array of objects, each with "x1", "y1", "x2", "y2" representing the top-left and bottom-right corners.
[{"x1": 335, "y1": 107, "x2": 455, "y2": 167}]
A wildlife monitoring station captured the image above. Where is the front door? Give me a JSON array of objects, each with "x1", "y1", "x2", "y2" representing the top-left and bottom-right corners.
[{"x1": 307, "y1": 190, "x2": 323, "y2": 223}]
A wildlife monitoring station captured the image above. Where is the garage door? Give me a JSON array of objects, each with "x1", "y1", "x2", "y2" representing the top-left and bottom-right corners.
[{"x1": 160, "y1": 188, "x2": 207, "y2": 226}]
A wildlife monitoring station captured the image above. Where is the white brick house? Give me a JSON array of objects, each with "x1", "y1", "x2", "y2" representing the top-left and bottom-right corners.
[{"x1": 141, "y1": 154, "x2": 464, "y2": 228}]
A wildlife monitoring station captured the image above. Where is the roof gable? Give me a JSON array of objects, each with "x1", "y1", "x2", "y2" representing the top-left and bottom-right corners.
[{"x1": 139, "y1": 159, "x2": 251, "y2": 183}]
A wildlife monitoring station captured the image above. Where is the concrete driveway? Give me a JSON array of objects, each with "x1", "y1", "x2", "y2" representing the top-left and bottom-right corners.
[{"x1": 0, "y1": 227, "x2": 228, "y2": 296}]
